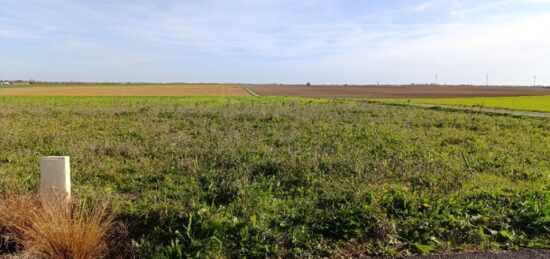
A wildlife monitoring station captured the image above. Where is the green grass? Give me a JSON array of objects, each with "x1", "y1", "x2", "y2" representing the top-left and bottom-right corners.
[
  {"x1": 0, "y1": 96, "x2": 334, "y2": 106},
  {"x1": 377, "y1": 95, "x2": 550, "y2": 113},
  {"x1": 1, "y1": 96, "x2": 549, "y2": 257}
]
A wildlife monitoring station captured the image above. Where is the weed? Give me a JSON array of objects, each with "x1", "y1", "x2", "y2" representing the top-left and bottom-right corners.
[{"x1": 0, "y1": 96, "x2": 548, "y2": 257}]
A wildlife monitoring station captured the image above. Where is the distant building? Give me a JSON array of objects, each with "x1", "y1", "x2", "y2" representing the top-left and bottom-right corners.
[
  {"x1": 12, "y1": 80, "x2": 30, "y2": 85},
  {"x1": 0, "y1": 80, "x2": 33, "y2": 86}
]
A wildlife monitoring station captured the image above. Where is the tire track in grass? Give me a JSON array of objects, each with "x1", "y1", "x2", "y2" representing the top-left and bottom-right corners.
[{"x1": 373, "y1": 101, "x2": 550, "y2": 118}]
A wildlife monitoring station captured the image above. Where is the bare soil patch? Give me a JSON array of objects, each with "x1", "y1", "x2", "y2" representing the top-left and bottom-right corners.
[
  {"x1": 0, "y1": 85, "x2": 248, "y2": 96},
  {"x1": 248, "y1": 85, "x2": 550, "y2": 98}
]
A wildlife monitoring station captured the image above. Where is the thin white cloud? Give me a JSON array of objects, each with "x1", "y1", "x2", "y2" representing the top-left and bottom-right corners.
[
  {"x1": 413, "y1": 0, "x2": 440, "y2": 11},
  {"x1": 310, "y1": 11, "x2": 550, "y2": 85}
]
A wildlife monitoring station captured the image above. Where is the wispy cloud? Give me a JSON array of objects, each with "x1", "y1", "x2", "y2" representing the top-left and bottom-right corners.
[
  {"x1": 413, "y1": 0, "x2": 441, "y2": 11},
  {"x1": 1, "y1": 0, "x2": 550, "y2": 84}
]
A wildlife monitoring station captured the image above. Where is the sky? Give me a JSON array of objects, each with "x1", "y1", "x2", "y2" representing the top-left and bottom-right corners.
[{"x1": 1, "y1": 0, "x2": 550, "y2": 85}]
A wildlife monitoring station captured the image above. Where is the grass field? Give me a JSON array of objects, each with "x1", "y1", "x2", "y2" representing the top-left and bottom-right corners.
[
  {"x1": 1, "y1": 96, "x2": 549, "y2": 257},
  {"x1": 0, "y1": 96, "x2": 330, "y2": 107},
  {"x1": 379, "y1": 95, "x2": 550, "y2": 113},
  {"x1": 0, "y1": 84, "x2": 248, "y2": 97}
]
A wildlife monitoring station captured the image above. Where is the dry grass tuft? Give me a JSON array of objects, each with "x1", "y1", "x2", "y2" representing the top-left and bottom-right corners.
[{"x1": 0, "y1": 194, "x2": 114, "y2": 259}]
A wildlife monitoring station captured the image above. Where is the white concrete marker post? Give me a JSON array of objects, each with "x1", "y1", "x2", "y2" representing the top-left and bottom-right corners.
[{"x1": 40, "y1": 156, "x2": 71, "y2": 201}]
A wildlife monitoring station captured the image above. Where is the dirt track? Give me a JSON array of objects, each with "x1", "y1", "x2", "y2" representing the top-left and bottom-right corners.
[
  {"x1": 248, "y1": 85, "x2": 550, "y2": 98},
  {"x1": 379, "y1": 102, "x2": 550, "y2": 118},
  {"x1": 0, "y1": 85, "x2": 248, "y2": 96},
  {"x1": 406, "y1": 249, "x2": 550, "y2": 259}
]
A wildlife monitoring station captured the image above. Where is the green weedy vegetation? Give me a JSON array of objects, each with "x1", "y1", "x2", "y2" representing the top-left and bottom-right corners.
[
  {"x1": 0, "y1": 96, "x2": 331, "y2": 107},
  {"x1": 0, "y1": 96, "x2": 549, "y2": 257}
]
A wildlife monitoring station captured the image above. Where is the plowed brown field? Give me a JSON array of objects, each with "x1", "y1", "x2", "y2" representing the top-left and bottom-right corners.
[
  {"x1": 248, "y1": 85, "x2": 550, "y2": 98},
  {"x1": 0, "y1": 85, "x2": 248, "y2": 96}
]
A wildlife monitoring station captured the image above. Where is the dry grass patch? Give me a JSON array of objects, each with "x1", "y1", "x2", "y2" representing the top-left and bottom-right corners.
[{"x1": 0, "y1": 194, "x2": 114, "y2": 259}]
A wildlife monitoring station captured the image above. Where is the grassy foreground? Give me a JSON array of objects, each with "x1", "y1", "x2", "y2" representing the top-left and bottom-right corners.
[
  {"x1": 377, "y1": 95, "x2": 550, "y2": 113},
  {"x1": 0, "y1": 96, "x2": 549, "y2": 257}
]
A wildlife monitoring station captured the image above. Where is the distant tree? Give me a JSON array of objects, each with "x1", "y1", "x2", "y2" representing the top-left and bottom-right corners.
[{"x1": 306, "y1": 82, "x2": 311, "y2": 86}]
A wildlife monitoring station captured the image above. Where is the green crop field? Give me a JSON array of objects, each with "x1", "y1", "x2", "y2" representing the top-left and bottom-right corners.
[
  {"x1": 1, "y1": 96, "x2": 549, "y2": 257},
  {"x1": 378, "y1": 95, "x2": 550, "y2": 113}
]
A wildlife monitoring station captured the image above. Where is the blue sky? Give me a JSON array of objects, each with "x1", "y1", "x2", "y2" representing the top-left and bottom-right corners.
[{"x1": 1, "y1": 0, "x2": 550, "y2": 85}]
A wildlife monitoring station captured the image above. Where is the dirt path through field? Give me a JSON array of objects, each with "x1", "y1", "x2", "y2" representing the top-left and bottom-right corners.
[
  {"x1": 350, "y1": 248, "x2": 550, "y2": 259},
  {"x1": 377, "y1": 101, "x2": 550, "y2": 118},
  {"x1": 240, "y1": 85, "x2": 261, "y2": 96},
  {"x1": 406, "y1": 249, "x2": 550, "y2": 259}
]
